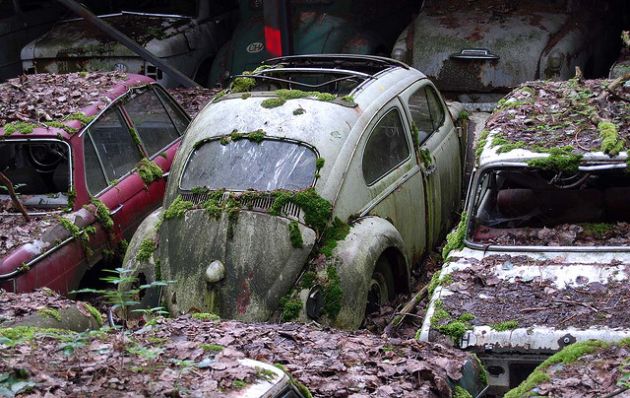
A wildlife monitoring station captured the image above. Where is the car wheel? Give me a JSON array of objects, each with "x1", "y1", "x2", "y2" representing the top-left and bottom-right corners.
[{"x1": 366, "y1": 255, "x2": 395, "y2": 315}]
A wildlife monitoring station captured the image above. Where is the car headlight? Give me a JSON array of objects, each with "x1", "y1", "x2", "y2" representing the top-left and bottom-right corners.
[{"x1": 305, "y1": 286, "x2": 324, "y2": 319}]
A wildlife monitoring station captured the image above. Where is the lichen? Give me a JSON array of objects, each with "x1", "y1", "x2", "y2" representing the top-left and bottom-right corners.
[
  {"x1": 442, "y1": 212, "x2": 468, "y2": 259},
  {"x1": 136, "y1": 238, "x2": 156, "y2": 263},
  {"x1": 492, "y1": 320, "x2": 519, "y2": 331},
  {"x1": 90, "y1": 197, "x2": 114, "y2": 231},
  {"x1": 599, "y1": 121, "x2": 623, "y2": 156},
  {"x1": 136, "y1": 158, "x2": 163, "y2": 185},
  {"x1": 288, "y1": 221, "x2": 303, "y2": 249},
  {"x1": 164, "y1": 195, "x2": 194, "y2": 219},
  {"x1": 38, "y1": 307, "x2": 61, "y2": 322}
]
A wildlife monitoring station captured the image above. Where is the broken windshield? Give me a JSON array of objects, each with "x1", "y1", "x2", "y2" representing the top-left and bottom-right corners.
[
  {"x1": 0, "y1": 141, "x2": 70, "y2": 210},
  {"x1": 469, "y1": 166, "x2": 630, "y2": 247},
  {"x1": 180, "y1": 139, "x2": 317, "y2": 192}
]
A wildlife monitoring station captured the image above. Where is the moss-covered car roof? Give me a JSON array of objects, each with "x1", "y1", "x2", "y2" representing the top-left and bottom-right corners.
[
  {"x1": 0, "y1": 72, "x2": 153, "y2": 139},
  {"x1": 476, "y1": 77, "x2": 630, "y2": 170}
]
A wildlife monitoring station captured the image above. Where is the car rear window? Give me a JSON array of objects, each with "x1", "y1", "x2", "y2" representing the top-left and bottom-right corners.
[
  {"x1": 0, "y1": 140, "x2": 70, "y2": 210},
  {"x1": 469, "y1": 167, "x2": 630, "y2": 247},
  {"x1": 180, "y1": 139, "x2": 317, "y2": 192}
]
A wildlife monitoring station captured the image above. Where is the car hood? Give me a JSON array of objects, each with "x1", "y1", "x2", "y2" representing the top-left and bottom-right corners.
[
  {"x1": 410, "y1": 10, "x2": 568, "y2": 92},
  {"x1": 160, "y1": 210, "x2": 316, "y2": 321},
  {"x1": 23, "y1": 14, "x2": 192, "y2": 60}
]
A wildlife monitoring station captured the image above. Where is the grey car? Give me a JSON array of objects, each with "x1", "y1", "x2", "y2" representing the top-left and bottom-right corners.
[{"x1": 123, "y1": 55, "x2": 467, "y2": 329}]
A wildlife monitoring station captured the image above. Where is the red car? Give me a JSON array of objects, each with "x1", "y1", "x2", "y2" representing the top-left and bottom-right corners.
[{"x1": 0, "y1": 72, "x2": 189, "y2": 293}]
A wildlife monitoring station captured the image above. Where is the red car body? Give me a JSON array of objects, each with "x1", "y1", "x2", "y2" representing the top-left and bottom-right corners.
[{"x1": 0, "y1": 72, "x2": 189, "y2": 294}]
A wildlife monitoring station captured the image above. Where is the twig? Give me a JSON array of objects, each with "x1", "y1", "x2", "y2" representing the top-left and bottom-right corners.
[
  {"x1": 384, "y1": 286, "x2": 427, "y2": 336},
  {"x1": 0, "y1": 171, "x2": 29, "y2": 221},
  {"x1": 555, "y1": 299, "x2": 599, "y2": 313},
  {"x1": 595, "y1": 72, "x2": 630, "y2": 103},
  {"x1": 520, "y1": 307, "x2": 548, "y2": 313}
]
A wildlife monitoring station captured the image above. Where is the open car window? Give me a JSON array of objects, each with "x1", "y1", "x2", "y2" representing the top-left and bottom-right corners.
[
  {"x1": 0, "y1": 140, "x2": 70, "y2": 210},
  {"x1": 470, "y1": 166, "x2": 630, "y2": 247},
  {"x1": 180, "y1": 139, "x2": 317, "y2": 192}
]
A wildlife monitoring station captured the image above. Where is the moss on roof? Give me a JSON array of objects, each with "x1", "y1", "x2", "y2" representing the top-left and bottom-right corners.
[
  {"x1": 482, "y1": 77, "x2": 629, "y2": 160},
  {"x1": 0, "y1": 72, "x2": 130, "y2": 129}
]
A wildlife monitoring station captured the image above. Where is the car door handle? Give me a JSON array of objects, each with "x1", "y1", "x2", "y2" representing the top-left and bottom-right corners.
[
  {"x1": 424, "y1": 163, "x2": 437, "y2": 176},
  {"x1": 110, "y1": 204, "x2": 124, "y2": 215}
]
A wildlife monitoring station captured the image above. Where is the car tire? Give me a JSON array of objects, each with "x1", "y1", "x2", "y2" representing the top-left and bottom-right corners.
[{"x1": 365, "y1": 255, "x2": 395, "y2": 315}]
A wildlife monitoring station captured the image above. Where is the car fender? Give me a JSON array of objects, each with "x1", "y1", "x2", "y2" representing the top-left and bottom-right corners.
[
  {"x1": 332, "y1": 216, "x2": 409, "y2": 329},
  {"x1": 119, "y1": 207, "x2": 164, "y2": 309}
]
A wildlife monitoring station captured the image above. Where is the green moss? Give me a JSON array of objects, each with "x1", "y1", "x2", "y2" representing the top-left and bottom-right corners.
[
  {"x1": 90, "y1": 197, "x2": 114, "y2": 231},
  {"x1": 44, "y1": 121, "x2": 78, "y2": 133},
  {"x1": 274, "y1": 364, "x2": 313, "y2": 398},
  {"x1": 136, "y1": 158, "x2": 163, "y2": 185},
  {"x1": 419, "y1": 148, "x2": 432, "y2": 167},
  {"x1": 261, "y1": 98, "x2": 286, "y2": 108},
  {"x1": 293, "y1": 107, "x2": 306, "y2": 115},
  {"x1": 231, "y1": 77, "x2": 256, "y2": 93},
  {"x1": 58, "y1": 217, "x2": 93, "y2": 255},
  {"x1": 232, "y1": 379, "x2": 247, "y2": 389},
  {"x1": 458, "y1": 110, "x2": 470, "y2": 121},
  {"x1": 315, "y1": 157, "x2": 325, "y2": 170},
  {"x1": 453, "y1": 386, "x2": 473, "y2": 398},
  {"x1": 492, "y1": 320, "x2": 519, "y2": 331},
  {"x1": 241, "y1": 92, "x2": 251, "y2": 100},
  {"x1": 191, "y1": 312, "x2": 220, "y2": 321},
  {"x1": 442, "y1": 212, "x2": 468, "y2": 259},
  {"x1": 496, "y1": 98, "x2": 527, "y2": 110},
  {"x1": 340, "y1": 95, "x2": 355, "y2": 104},
  {"x1": 320, "y1": 217, "x2": 350, "y2": 257},
  {"x1": 527, "y1": 147, "x2": 582, "y2": 173},
  {"x1": 67, "y1": 187, "x2": 76, "y2": 211},
  {"x1": 280, "y1": 295, "x2": 302, "y2": 321},
  {"x1": 314, "y1": 92, "x2": 335, "y2": 101},
  {"x1": 3, "y1": 121, "x2": 37, "y2": 135},
  {"x1": 0, "y1": 326, "x2": 75, "y2": 347},
  {"x1": 300, "y1": 271, "x2": 317, "y2": 289},
  {"x1": 458, "y1": 312, "x2": 475, "y2": 322},
  {"x1": 64, "y1": 112, "x2": 95, "y2": 125},
  {"x1": 323, "y1": 265, "x2": 342, "y2": 319},
  {"x1": 472, "y1": 354, "x2": 489, "y2": 385},
  {"x1": 202, "y1": 198, "x2": 222, "y2": 219},
  {"x1": 38, "y1": 307, "x2": 61, "y2": 321},
  {"x1": 212, "y1": 90, "x2": 226, "y2": 103},
  {"x1": 427, "y1": 272, "x2": 441, "y2": 296},
  {"x1": 83, "y1": 303, "x2": 103, "y2": 326},
  {"x1": 288, "y1": 221, "x2": 304, "y2": 248},
  {"x1": 580, "y1": 223, "x2": 613, "y2": 239},
  {"x1": 275, "y1": 89, "x2": 309, "y2": 99},
  {"x1": 220, "y1": 129, "x2": 266, "y2": 145},
  {"x1": 200, "y1": 343, "x2": 224, "y2": 352},
  {"x1": 164, "y1": 195, "x2": 194, "y2": 219},
  {"x1": 191, "y1": 186, "x2": 209, "y2": 195},
  {"x1": 136, "y1": 238, "x2": 156, "y2": 263},
  {"x1": 475, "y1": 129, "x2": 489, "y2": 160},
  {"x1": 505, "y1": 340, "x2": 610, "y2": 398},
  {"x1": 599, "y1": 121, "x2": 623, "y2": 156},
  {"x1": 270, "y1": 189, "x2": 332, "y2": 233},
  {"x1": 247, "y1": 129, "x2": 266, "y2": 143},
  {"x1": 430, "y1": 300, "x2": 473, "y2": 343}
]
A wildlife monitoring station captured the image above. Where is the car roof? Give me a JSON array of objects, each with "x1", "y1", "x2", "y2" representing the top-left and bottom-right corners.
[
  {"x1": 0, "y1": 72, "x2": 154, "y2": 140},
  {"x1": 477, "y1": 78, "x2": 629, "y2": 168}
]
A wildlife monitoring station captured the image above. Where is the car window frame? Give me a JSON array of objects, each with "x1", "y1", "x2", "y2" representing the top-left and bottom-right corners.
[
  {"x1": 406, "y1": 83, "x2": 446, "y2": 146},
  {"x1": 425, "y1": 85, "x2": 445, "y2": 132},
  {"x1": 152, "y1": 84, "x2": 191, "y2": 136},
  {"x1": 361, "y1": 106, "x2": 412, "y2": 187}
]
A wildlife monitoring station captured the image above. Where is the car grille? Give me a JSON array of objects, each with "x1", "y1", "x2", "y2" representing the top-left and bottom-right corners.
[{"x1": 180, "y1": 192, "x2": 303, "y2": 220}]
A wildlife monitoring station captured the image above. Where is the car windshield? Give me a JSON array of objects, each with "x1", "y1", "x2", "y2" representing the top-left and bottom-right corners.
[
  {"x1": 180, "y1": 139, "x2": 317, "y2": 192},
  {"x1": 0, "y1": 141, "x2": 70, "y2": 210},
  {"x1": 469, "y1": 166, "x2": 630, "y2": 247}
]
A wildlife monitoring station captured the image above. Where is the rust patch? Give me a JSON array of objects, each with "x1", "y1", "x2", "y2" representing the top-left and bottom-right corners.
[{"x1": 235, "y1": 271, "x2": 253, "y2": 314}]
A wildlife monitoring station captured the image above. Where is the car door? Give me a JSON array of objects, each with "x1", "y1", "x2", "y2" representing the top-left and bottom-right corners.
[
  {"x1": 400, "y1": 81, "x2": 462, "y2": 249},
  {"x1": 360, "y1": 99, "x2": 427, "y2": 264}
]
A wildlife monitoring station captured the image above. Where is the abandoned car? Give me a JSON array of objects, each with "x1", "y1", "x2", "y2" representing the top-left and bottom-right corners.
[
  {"x1": 124, "y1": 55, "x2": 469, "y2": 330},
  {"x1": 418, "y1": 77, "x2": 630, "y2": 394},
  {"x1": 20, "y1": 0, "x2": 236, "y2": 87},
  {"x1": 0, "y1": 72, "x2": 189, "y2": 294},
  {"x1": 391, "y1": 0, "x2": 623, "y2": 108}
]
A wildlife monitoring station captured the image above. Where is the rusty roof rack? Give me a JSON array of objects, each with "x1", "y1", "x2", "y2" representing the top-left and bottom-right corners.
[{"x1": 262, "y1": 54, "x2": 410, "y2": 74}]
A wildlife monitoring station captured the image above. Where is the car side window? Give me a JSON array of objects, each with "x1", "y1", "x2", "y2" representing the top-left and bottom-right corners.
[
  {"x1": 426, "y1": 86, "x2": 445, "y2": 131},
  {"x1": 84, "y1": 107, "x2": 142, "y2": 194},
  {"x1": 408, "y1": 88, "x2": 433, "y2": 144},
  {"x1": 154, "y1": 87, "x2": 189, "y2": 135},
  {"x1": 362, "y1": 108, "x2": 410, "y2": 186},
  {"x1": 124, "y1": 88, "x2": 181, "y2": 156}
]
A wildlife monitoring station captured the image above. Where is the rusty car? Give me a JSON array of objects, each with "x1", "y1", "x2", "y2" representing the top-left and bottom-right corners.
[
  {"x1": 418, "y1": 77, "x2": 630, "y2": 395},
  {"x1": 20, "y1": 0, "x2": 236, "y2": 87},
  {"x1": 122, "y1": 54, "x2": 469, "y2": 330},
  {"x1": 0, "y1": 71, "x2": 189, "y2": 294},
  {"x1": 391, "y1": 0, "x2": 623, "y2": 109}
]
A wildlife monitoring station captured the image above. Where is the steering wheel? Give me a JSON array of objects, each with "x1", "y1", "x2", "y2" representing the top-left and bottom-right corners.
[
  {"x1": 27, "y1": 143, "x2": 66, "y2": 173},
  {"x1": 550, "y1": 171, "x2": 591, "y2": 189}
]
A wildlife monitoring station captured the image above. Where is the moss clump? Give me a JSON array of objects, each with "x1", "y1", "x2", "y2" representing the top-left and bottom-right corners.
[
  {"x1": 220, "y1": 129, "x2": 266, "y2": 145},
  {"x1": 288, "y1": 221, "x2": 303, "y2": 248},
  {"x1": 472, "y1": 353, "x2": 489, "y2": 386},
  {"x1": 212, "y1": 90, "x2": 226, "y2": 103},
  {"x1": 505, "y1": 340, "x2": 610, "y2": 398},
  {"x1": 67, "y1": 187, "x2": 76, "y2": 211},
  {"x1": 599, "y1": 121, "x2": 623, "y2": 156},
  {"x1": 64, "y1": 112, "x2": 95, "y2": 125},
  {"x1": 3, "y1": 121, "x2": 37, "y2": 135},
  {"x1": 300, "y1": 271, "x2": 317, "y2": 289},
  {"x1": 0, "y1": 326, "x2": 75, "y2": 347},
  {"x1": 475, "y1": 129, "x2": 489, "y2": 160},
  {"x1": 202, "y1": 198, "x2": 222, "y2": 219},
  {"x1": 293, "y1": 107, "x2": 305, "y2": 115},
  {"x1": 83, "y1": 303, "x2": 103, "y2": 326},
  {"x1": 164, "y1": 195, "x2": 194, "y2": 219},
  {"x1": 442, "y1": 212, "x2": 468, "y2": 259},
  {"x1": 191, "y1": 186, "x2": 210, "y2": 195},
  {"x1": 136, "y1": 238, "x2": 156, "y2": 263},
  {"x1": 90, "y1": 197, "x2": 114, "y2": 231},
  {"x1": 274, "y1": 364, "x2": 313, "y2": 398},
  {"x1": 527, "y1": 147, "x2": 582, "y2": 173},
  {"x1": 580, "y1": 222, "x2": 613, "y2": 239},
  {"x1": 136, "y1": 158, "x2": 163, "y2": 185},
  {"x1": 491, "y1": 135, "x2": 526, "y2": 154},
  {"x1": 320, "y1": 217, "x2": 350, "y2": 257},
  {"x1": 191, "y1": 313, "x2": 220, "y2": 321},
  {"x1": 315, "y1": 157, "x2": 325, "y2": 170},
  {"x1": 313, "y1": 92, "x2": 335, "y2": 101},
  {"x1": 270, "y1": 189, "x2": 332, "y2": 234},
  {"x1": 323, "y1": 265, "x2": 342, "y2": 319},
  {"x1": 38, "y1": 307, "x2": 61, "y2": 321},
  {"x1": 261, "y1": 98, "x2": 286, "y2": 108},
  {"x1": 231, "y1": 76, "x2": 256, "y2": 93},
  {"x1": 58, "y1": 217, "x2": 94, "y2": 255},
  {"x1": 44, "y1": 121, "x2": 78, "y2": 133},
  {"x1": 430, "y1": 300, "x2": 473, "y2": 343},
  {"x1": 280, "y1": 295, "x2": 302, "y2": 321},
  {"x1": 453, "y1": 386, "x2": 473, "y2": 398},
  {"x1": 241, "y1": 92, "x2": 251, "y2": 100},
  {"x1": 341, "y1": 95, "x2": 355, "y2": 104},
  {"x1": 419, "y1": 148, "x2": 432, "y2": 167},
  {"x1": 492, "y1": 320, "x2": 519, "y2": 331},
  {"x1": 200, "y1": 343, "x2": 224, "y2": 352}
]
